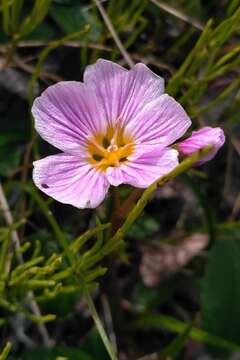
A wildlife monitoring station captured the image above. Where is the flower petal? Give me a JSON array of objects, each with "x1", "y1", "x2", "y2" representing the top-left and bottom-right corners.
[
  {"x1": 124, "y1": 94, "x2": 191, "y2": 149},
  {"x1": 106, "y1": 148, "x2": 179, "y2": 188},
  {"x1": 32, "y1": 81, "x2": 105, "y2": 153},
  {"x1": 177, "y1": 126, "x2": 225, "y2": 165},
  {"x1": 84, "y1": 59, "x2": 165, "y2": 126},
  {"x1": 33, "y1": 153, "x2": 110, "y2": 208}
]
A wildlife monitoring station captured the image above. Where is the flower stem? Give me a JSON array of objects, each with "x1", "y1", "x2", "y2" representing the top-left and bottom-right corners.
[{"x1": 108, "y1": 145, "x2": 214, "y2": 248}]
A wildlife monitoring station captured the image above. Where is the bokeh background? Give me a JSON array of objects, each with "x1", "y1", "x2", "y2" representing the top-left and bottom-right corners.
[{"x1": 0, "y1": 0, "x2": 240, "y2": 359}]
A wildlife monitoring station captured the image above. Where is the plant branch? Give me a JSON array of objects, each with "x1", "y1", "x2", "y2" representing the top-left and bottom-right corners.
[
  {"x1": 0, "y1": 181, "x2": 53, "y2": 348},
  {"x1": 108, "y1": 146, "x2": 213, "y2": 247},
  {"x1": 25, "y1": 185, "x2": 118, "y2": 360},
  {"x1": 54, "y1": 223, "x2": 118, "y2": 360}
]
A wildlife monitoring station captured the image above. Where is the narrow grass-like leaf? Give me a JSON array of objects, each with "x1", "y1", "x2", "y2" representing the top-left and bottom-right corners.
[
  {"x1": 1, "y1": 0, "x2": 10, "y2": 34},
  {"x1": 160, "y1": 324, "x2": 192, "y2": 358},
  {"x1": 137, "y1": 314, "x2": 240, "y2": 352},
  {"x1": 166, "y1": 19, "x2": 213, "y2": 95},
  {"x1": 0, "y1": 342, "x2": 12, "y2": 360},
  {"x1": 11, "y1": 0, "x2": 24, "y2": 33},
  {"x1": 20, "y1": 0, "x2": 52, "y2": 37}
]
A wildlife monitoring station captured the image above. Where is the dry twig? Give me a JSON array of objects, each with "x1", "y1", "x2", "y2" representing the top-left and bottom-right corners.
[
  {"x1": 149, "y1": 0, "x2": 204, "y2": 30},
  {"x1": 93, "y1": 0, "x2": 134, "y2": 68}
]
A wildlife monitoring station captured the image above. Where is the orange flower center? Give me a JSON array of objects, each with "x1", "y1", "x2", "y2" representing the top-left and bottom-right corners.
[{"x1": 87, "y1": 125, "x2": 135, "y2": 172}]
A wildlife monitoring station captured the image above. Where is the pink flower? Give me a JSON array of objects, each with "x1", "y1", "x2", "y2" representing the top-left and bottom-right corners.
[
  {"x1": 32, "y1": 59, "x2": 191, "y2": 208},
  {"x1": 177, "y1": 127, "x2": 225, "y2": 165}
]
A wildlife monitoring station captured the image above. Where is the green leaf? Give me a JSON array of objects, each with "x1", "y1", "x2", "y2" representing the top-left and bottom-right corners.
[
  {"x1": 126, "y1": 215, "x2": 160, "y2": 239},
  {"x1": 0, "y1": 132, "x2": 25, "y2": 146},
  {"x1": 22, "y1": 347, "x2": 93, "y2": 360},
  {"x1": 49, "y1": 2, "x2": 102, "y2": 41},
  {"x1": 0, "y1": 146, "x2": 21, "y2": 177},
  {"x1": 80, "y1": 328, "x2": 109, "y2": 360},
  {"x1": 0, "y1": 133, "x2": 26, "y2": 177},
  {"x1": 43, "y1": 292, "x2": 81, "y2": 317},
  {"x1": 24, "y1": 22, "x2": 56, "y2": 41},
  {"x1": 160, "y1": 324, "x2": 192, "y2": 358},
  {"x1": 201, "y1": 239, "x2": 240, "y2": 346},
  {"x1": 20, "y1": 0, "x2": 52, "y2": 37},
  {"x1": 22, "y1": 330, "x2": 109, "y2": 360},
  {"x1": 0, "y1": 342, "x2": 12, "y2": 360},
  {"x1": 133, "y1": 282, "x2": 177, "y2": 312},
  {"x1": 137, "y1": 313, "x2": 240, "y2": 353},
  {"x1": 183, "y1": 175, "x2": 216, "y2": 244}
]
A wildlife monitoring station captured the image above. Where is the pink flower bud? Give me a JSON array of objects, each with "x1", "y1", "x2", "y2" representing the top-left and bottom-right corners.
[{"x1": 177, "y1": 127, "x2": 225, "y2": 165}]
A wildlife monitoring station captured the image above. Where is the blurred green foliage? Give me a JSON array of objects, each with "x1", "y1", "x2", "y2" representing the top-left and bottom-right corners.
[{"x1": 202, "y1": 239, "x2": 240, "y2": 345}]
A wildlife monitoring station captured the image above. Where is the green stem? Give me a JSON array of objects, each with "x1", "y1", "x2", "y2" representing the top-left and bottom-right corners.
[
  {"x1": 0, "y1": 342, "x2": 12, "y2": 360},
  {"x1": 3, "y1": 35, "x2": 19, "y2": 67},
  {"x1": 108, "y1": 146, "x2": 213, "y2": 248},
  {"x1": 25, "y1": 185, "x2": 117, "y2": 360}
]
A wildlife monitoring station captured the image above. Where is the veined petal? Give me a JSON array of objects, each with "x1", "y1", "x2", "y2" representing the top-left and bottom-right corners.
[
  {"x1": 84, "y1": 59, "x2": 165, "y2": 127},
  {"x1": 32, "y1": 81, "x2": 105, "y2": 154},
  {"x1": 124, "y1": 94, "x2": 191, "y2": 149},
  {"x1": 106, "y1": 148, "x2": 179, "y2": 188},
  {"x1": 33, "y1": 154, "x2": 110, "y2": 208},
  {"x1": 84, "y1": 59, "x2": 126, "y2": 127}
]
